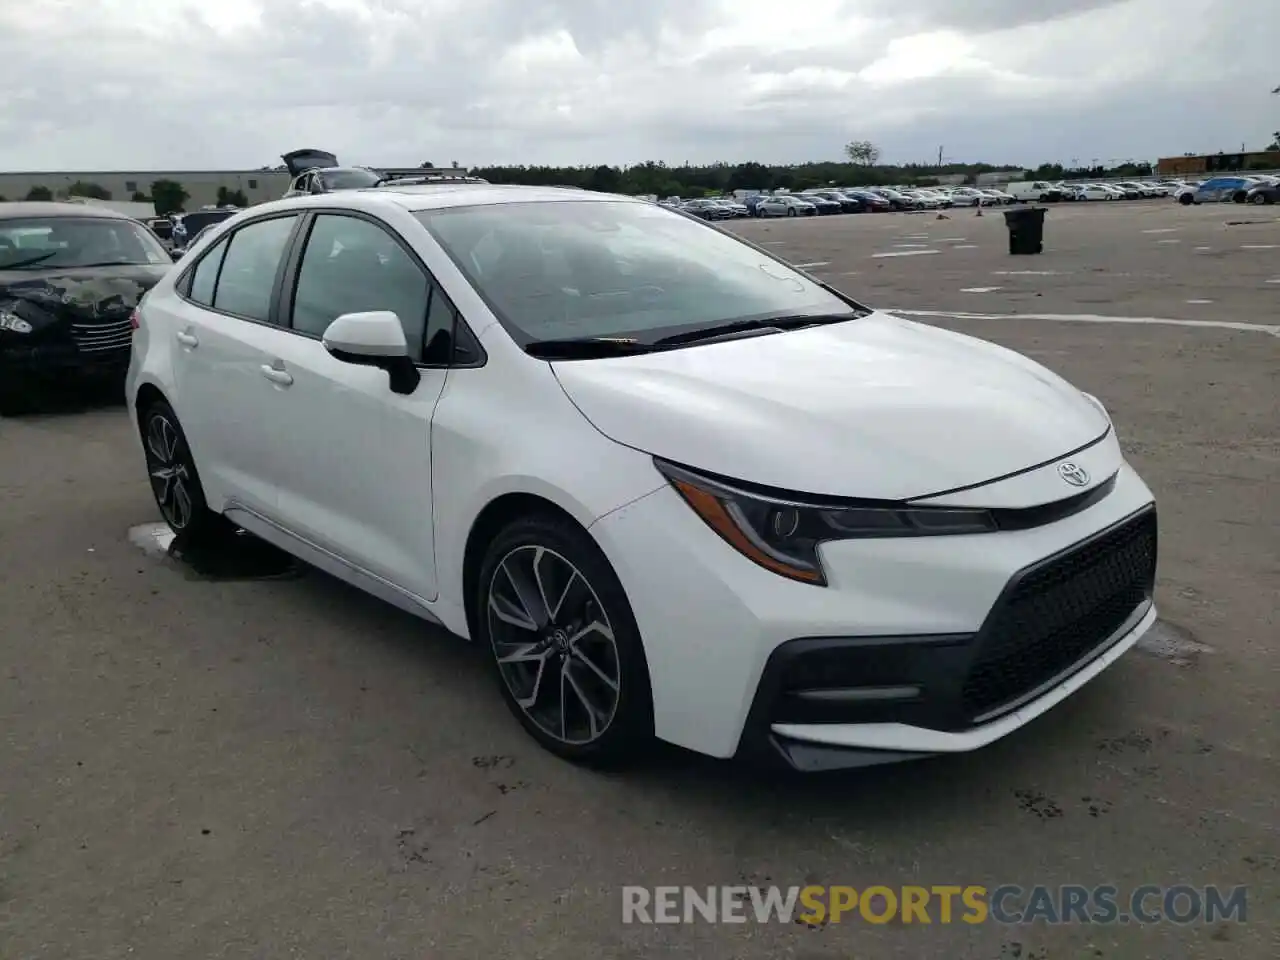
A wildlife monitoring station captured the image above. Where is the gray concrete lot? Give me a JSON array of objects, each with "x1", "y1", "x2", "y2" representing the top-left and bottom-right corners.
[{"x1": 2, "y1": 200, "x2": 1277, "y2": 959}]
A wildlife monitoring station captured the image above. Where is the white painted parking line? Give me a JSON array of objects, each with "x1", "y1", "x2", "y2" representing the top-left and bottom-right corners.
[
  {"x1": 889, "y1": 309, "x2": 1280, "y2": 337},
  {"x1": 1186, "y1": 299, "x2": 1213, "y2": 304},
  {"x1": 1241, "y1": 244, "x2": 1278, "y2": 250},
  {"x1": 893, "y1": 243, "x2": 931, "y2": 248},
  {"x1": 951, "y1": 245, "x2": 979, "y2": 250},
  {"x1": 960, "y1": 287, "x2": 1003, "y2": 293},
  {"x1": 1157, "y1": 239, "x2": 1182, "y2": 244},
  {"x1": 872, "y1": 249, "x2": 940, "y2": 258},
  {"x1": 1267, "y1": 278, "x2": 1280, "y2": 284},
  {"x1": 1195, "y1": 247, "x2": 1212, "y2": 252},
  {"x1": 794, "y1": 261, "x2": 831, "y2": 268},
  {"x1": 760, "y1": 240, "x2": 787, "y2": 245},
  {"x1": 993, "y1": 270, "x2": 1060, "y2": 275},
  {"x1": 1143, "y1": 228, "x2": 1179, "y2": 234},
  {"x1": 900, "y1": 234, "x2": 930, "y2": 240},
  {"x1": 933, "y1": 237, "x2": 968, "y2": 242}
]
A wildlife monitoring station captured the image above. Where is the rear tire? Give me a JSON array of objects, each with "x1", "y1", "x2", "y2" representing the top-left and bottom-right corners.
[
  {"x1": 140, "y1": 399, "x2": 233, "y2": 546},
  {"x1": 1250, "y1": 193, "x2": 1268, "y2": 205},
  {"x1": 477, "y1": 514, "x2": 655, "y2": 767},
  {"x1": 1178, "y1": 193, "x2": 1193, "y2": 206},
  {"x1": 787, "y1": 208, "x2": 797, "y2": 217}
]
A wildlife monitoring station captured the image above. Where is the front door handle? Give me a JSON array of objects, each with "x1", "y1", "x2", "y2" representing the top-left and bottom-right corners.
[
  {"x1": 175, "y1": 330, "x2": 198, "y2": 348},
  {"x1": 260, "y1": 364, "x2": 294, "y2": 387}
]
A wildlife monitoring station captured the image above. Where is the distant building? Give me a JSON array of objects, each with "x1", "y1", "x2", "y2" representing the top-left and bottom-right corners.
[
  {"x1": 1156, "y1": 151, "x2": 1280, "y2": 176},
  {"x1": 975, "y1": 171, "x2": 1023, "y2": 186},
  {"x1": 0, "y1": 166, "x2": 466, "y2": 212}
]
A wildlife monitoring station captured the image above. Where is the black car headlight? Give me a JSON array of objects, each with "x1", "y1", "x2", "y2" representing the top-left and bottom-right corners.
[
  {"x1": 0, "y1": 309, "x2": 33, "y2": 334},
  {"x1": 655, "y1": 459, "x2": 997, "y2": 586}
]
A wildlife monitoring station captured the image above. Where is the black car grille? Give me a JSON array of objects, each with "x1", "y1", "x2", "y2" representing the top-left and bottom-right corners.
[
  {"x1": 71, "y1": 317, "x2": 133, "y2": 354},
  {"x1": 961, "y1": 508, "x2": 1157, "y2": 720}
]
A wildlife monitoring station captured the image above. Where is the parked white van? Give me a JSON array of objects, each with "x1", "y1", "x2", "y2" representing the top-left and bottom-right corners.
[{"x1": 1005, "y1": 181, "x2": 1065, "y2": 203}]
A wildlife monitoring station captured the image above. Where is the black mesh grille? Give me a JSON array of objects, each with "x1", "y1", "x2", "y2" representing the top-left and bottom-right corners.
[{"x1": 961, "y1": 509, "x2": 1157, "y2": 719}]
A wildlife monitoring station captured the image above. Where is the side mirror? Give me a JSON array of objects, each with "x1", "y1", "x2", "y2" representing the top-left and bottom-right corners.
[
  {"x1": 321, "y1": 311, "x2": 421, "y2": 395},
  {"x1": 170, "y1": 248, "x2": 184, "y2": 261}
]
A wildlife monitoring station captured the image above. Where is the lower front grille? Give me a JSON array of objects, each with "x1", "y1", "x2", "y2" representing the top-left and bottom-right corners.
[
  {"x1": 71, "y1": 318, "x2": 133, "y2": 354},
  {"x1": 961, "y1": 508, "x2": 1157, "y2": 719}
]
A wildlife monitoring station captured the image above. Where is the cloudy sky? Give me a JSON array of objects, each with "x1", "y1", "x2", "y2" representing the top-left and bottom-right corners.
[{"x1": 0, "y1": 0, "x2": 1274, "y2": 171}]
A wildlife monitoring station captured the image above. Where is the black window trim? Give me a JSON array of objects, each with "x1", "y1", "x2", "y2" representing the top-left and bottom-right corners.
[
  {"x1": 173, "y1": 211, "x2": 306, "y2": 328},
  {"x1": 275, "y1": 207, "x2": 486, "y2": 370}
]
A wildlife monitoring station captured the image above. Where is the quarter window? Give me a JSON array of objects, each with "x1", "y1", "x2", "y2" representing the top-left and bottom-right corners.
[
  {"x1": 187, "y1": 237, "x2": 229, "y2": 306},
  {"x1": 290, "y1": 214, "x2": 431, "y2": 357},
  {"x1": 211, "y1": 215, "x2": 299, "y2": 323}
]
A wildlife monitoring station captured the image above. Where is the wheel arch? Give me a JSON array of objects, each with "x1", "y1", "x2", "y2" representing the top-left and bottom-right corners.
[
  {"x1": 461, "y1": 492, "x2": 586, "y2": 643},
  {"x1": 133, "y1": 381, "x2": 169, "y2": 432}
]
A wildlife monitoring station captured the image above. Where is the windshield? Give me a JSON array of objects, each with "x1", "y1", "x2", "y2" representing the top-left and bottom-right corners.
[
  {"x1": 415, "y1": 199, "x2": 859, "y2": 345},
  {"x1": 323, "y1": 168, "x2": 382, "y2": 190},
  {"x1": 0, "y1": 217, "x2": 171, "y2": 270}
]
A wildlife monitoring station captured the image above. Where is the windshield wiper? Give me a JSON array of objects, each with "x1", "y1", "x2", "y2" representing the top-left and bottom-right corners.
[
  {"x1": 524, "y1": 337, "x2": 662, "y2": 360},
  {"x1": 652, "y1": 312, "x2": 862, "y2": 347},
  {"x1": 0, "y1": 252, "x2": 58, "y2": 270}
]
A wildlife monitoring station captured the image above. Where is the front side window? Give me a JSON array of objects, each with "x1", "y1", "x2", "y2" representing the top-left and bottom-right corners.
[
  {"x1": 290, "y1": 214, "x2": 430, "y2": 355},
  {"x1": 211, "y1": 216, "x2": 299, "y2": 323},
  {"x1": 0, "y1": 217, "x2": 171, "y2": 270},
  {"x1": 416, "y1": 200, "x2": 858, "y2": 345}
]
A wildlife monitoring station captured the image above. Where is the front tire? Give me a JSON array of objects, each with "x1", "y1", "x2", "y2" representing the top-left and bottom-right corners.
[
  {"x1": 140, "y1": 400, "x2": 231, "y2": 545},
  {"x1": 1179, "y1": 193, "x2": 1193, "y2": 205},
  {"x1": 477, "y1": 514, "x2": 654, "y2": 767}
]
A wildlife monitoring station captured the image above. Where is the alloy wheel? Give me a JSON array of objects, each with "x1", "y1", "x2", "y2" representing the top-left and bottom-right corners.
[
  {"x1": 487, "y1": 545, "x2": 621, "y2": 745},
  {"x1": 144, "y1": 413, "x2": 194, "y2": 530}
]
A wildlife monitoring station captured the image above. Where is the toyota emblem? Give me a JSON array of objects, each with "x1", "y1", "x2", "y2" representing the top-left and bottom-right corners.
[{"x1": 1057, "y1": 461, "x2": 1090, "y2": 487}]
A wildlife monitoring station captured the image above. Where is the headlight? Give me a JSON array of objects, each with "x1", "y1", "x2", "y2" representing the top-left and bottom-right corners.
[
  {"x1": 0, "y1": 310, "x2": 33, "y2": 334},
  {"x1": 655, "y1": 459, "x2": 997, "y2": 586}
]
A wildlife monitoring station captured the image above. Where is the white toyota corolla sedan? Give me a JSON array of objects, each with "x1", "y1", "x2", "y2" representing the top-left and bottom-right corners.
[{"x1": 126, "y1": 184, "x2": 1158, "y2": 771}]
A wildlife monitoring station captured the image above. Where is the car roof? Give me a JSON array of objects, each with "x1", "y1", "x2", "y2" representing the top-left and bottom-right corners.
[
  {"x1": 247, "y1": 183, "x2": 647, "y2": 217},
  {"x1": 0, "y1": 201, "x2": 138, "y2": 221}
]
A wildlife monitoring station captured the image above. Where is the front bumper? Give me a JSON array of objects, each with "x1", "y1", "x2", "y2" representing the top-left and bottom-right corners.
[
  {"x1": 0, "y1": 336, "x2": 131, "y2": 380},
  {"x1": 589, "y1": 460, "x2": 1157, "y2": 766}
]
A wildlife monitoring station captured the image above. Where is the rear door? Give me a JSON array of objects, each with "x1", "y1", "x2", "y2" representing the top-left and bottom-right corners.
[{"x1": 168, "y1": 213, "x2": 304, "y2": 516}]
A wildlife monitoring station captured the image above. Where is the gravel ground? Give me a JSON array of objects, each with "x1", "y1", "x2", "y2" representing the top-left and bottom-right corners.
[{"x1": 1, "y1": 200, "x2": 1277, "y2": 959}]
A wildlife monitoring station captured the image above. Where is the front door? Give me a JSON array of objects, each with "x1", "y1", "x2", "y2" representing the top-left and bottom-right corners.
[
  {"x1": 168, "y1": 214, "x2": 302, "y2": 517},
  {"x1": 265, "y1": 211, "x2": 453, "y2": 602}
]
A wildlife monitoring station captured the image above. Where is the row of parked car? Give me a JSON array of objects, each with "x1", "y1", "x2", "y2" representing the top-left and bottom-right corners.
[
  {"x1": 666, "y1": 172, "x2": 1280, "y2": 219},
  {"x1": 666, "y1": 184, "x2": 1028, "y2": 220},
  {"x1": 1173, "y1": 175, "x2": 1279, "y2": 205}
]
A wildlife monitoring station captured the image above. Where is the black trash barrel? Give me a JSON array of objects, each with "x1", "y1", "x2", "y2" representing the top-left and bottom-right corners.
[{"x1": 1003, "y1": 206, "x2": 1046, "y2": 255}]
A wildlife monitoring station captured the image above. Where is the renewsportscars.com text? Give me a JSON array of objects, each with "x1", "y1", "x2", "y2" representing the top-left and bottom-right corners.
[{"x1": 621, "y1": 884, "x2": 1248, "y2": 926}]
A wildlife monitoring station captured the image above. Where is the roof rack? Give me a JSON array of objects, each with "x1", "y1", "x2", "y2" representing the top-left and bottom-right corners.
[{"x1": 373, "y1": 173, "x2": 489, "y2": 187}]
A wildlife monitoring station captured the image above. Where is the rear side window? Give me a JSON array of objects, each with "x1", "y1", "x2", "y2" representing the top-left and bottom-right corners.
[
  {"x1": 212, "y1": 216, "x2": 299, "y2": 323},
  {"x1": 188, "y1": 237, "x2": 229, "y2": 306}
]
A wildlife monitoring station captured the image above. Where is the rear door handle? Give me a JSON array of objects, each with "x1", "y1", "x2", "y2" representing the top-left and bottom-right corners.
[
  {"x1": 175, "y1": 331, "x2": 198, "y2": 348},
  {"x1": 260, "y1": 364, "x2": 294, "y2": 387}
]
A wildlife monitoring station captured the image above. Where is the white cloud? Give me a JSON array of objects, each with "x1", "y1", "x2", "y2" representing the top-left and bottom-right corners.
[{"x1": 0, "y1": 0, "x2": 1273, "y2": 170}]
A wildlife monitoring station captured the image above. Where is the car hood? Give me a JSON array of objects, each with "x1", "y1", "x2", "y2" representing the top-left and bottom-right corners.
[
  {"x1": 551, "y1": 311, "x2": 1109, "y2": 500},
  {"x1": 0, "y1": 265, "x2": 169, "y2": 323},
  {"x1": 281, "y1": 148, "x2": 338, "y2": 176}
]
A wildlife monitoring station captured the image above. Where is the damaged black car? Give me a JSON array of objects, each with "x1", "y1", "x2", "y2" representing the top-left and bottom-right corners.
[{"x1": 0, "y1": 203, "x2": 174, "y2": 414}]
